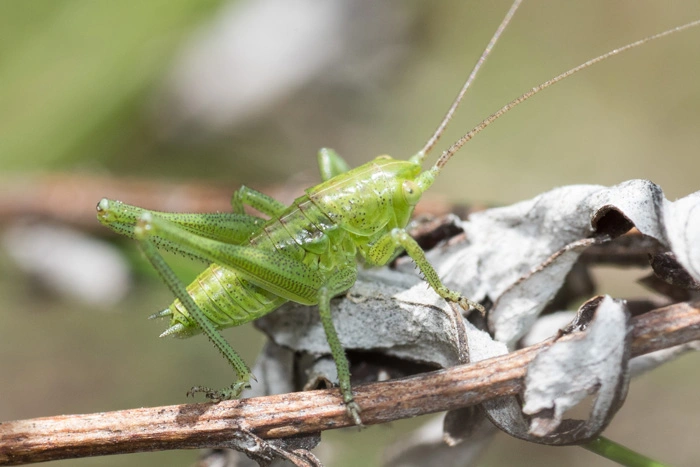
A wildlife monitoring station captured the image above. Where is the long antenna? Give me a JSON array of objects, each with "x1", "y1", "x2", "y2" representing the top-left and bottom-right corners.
[
  {"x1": 416, "y1": 0, "x2": 523, "y2": 163},
  {"x1": 433, "y1": 19, "x2": 700, "y2": 172}
]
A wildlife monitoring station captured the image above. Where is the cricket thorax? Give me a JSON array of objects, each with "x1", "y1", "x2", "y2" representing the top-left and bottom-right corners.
[
  {"x1": 246, "y1": 196, "x2": 356, "y2": 271},
  {"x1": 306, "y1": 156, "x2": 423, "y2": 236}
]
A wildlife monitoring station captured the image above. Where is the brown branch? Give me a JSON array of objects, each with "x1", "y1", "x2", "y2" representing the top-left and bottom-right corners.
[{"x1": 1, "y1": 301, "x2": 698, "y2": 465}]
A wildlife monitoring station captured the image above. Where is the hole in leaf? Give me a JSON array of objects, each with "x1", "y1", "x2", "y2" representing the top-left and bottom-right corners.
[
  {"x1": 591, "y1": 206, "x2": 634, "y2": 238},
  {"x1": 560, "y1": 392, "x2": 598, "y2": 423}
]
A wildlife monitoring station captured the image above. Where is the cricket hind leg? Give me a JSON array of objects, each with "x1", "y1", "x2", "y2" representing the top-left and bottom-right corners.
[
  {"x1": 97, "y1": 198, "x2": 263, "y2": 256},
  {"x1": 134, "y1": 220, "x2": 253, "y2": 401},
  {"x1": 133, "y1": 209, "x2": 362, "y2": 422},
  {"x1": 317, "y1": 266, "x2": 363, "y2": 425}
]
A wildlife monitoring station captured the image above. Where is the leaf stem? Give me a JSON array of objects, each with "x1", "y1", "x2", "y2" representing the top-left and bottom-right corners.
[{"x1": 582, "y1": 436, "x2": 669, "y2": 467}]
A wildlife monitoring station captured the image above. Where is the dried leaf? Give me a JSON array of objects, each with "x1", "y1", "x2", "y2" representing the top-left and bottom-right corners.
[{"x1": 429, "y1": 180, "x2": 699, "y2": 346}]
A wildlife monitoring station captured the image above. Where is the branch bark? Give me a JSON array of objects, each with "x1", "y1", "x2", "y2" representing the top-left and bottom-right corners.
[{"x1": 1, "y1": 301, "x2": 698, "y2": 466}]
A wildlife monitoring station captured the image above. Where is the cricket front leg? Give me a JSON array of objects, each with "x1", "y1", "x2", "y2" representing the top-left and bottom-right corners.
[
  {"x1": 369, "y1": 228, "x2": 485, "y2": 314},
  {"x1": 134, "y1": 221, "x2": 253, "y2": 401}
]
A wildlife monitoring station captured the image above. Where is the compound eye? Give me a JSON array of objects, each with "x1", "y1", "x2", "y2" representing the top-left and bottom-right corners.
[{"x1": 402, "y1": 180, "x2": 421, "y2": 205}]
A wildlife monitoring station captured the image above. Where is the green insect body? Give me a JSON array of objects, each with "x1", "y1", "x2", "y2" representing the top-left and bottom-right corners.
[
  {"x1": 161, "y1": 156, "x2": 430, "y2": 337},
  {"x1": 96, "y1": 1, "x2": 700, "y2": 426},
  {"x1": 97, "y1": 150, "x2": 469, "y2": 425}
]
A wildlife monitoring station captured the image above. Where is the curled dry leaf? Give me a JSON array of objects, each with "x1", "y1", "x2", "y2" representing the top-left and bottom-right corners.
[
  {"x1": 430, "y1": 179, "x2": 698, "y2": 347},
  {"x1": 522, "y1": 296, "x2": 631, "y2": 441}
]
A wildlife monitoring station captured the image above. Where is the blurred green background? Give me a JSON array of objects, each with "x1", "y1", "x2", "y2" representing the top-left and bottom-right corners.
[{"x1": 1, "y1": 0, "x2": 699, "y2": 466}]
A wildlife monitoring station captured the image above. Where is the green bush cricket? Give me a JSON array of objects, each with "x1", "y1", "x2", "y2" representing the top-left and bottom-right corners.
[{"x1": 96, "y1": 0, "x2": 700, "y2": 425}]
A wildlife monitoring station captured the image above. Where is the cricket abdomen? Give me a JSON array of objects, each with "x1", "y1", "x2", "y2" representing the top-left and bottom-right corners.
[{"x1": 161, "y1": 263, "x2": 287, "y2": 338}]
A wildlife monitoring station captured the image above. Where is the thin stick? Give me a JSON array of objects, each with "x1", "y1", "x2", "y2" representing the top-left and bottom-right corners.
[
  {"x1": 434, "y1": 18, "x2": 700, "y2": 171},
  {"x1": 418, "y1": 0, "x2": 523, "y2": 161},
  {"x1": 1, "y1": 300, "x2": 697, "y2": 465}
]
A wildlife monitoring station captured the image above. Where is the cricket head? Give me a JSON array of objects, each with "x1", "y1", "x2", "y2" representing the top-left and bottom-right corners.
[
  {"x1": 361, "y1": 153, "x2": 441, "y2": 231},
  {"x1": 385, "y1": 153, "x2": 439, "y2": 218},
  {"x1": 356, "y1": 154, "x2": 433, "y2": 232}
]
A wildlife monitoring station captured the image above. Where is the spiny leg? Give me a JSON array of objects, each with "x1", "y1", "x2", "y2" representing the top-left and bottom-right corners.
[
  {"x1": 392, "y1": 228, "x2": 484, "y2": 313},
  {"x1": 366, "y1": 229, "x2": 477, "y2": 362},
  {"x1": 317, "y1": 148, "x2": 350, "y2": 181},
  {"x1": 135, "y1": 210, "x2": 362, "y2": 422},
  {"x1": 317, "y1": 267, "x2": 362, "y2": 425},
  {"x1": 133, "y1": 211, "x2": 324, "y2": 305},
  {"x1": 232, "y1": 186, "x2": 287, "y2": 217},
  {"x1": 370, "y1": 228, "x2": 485, "y2": 314},
  {"x1": 97, "y1": 198, "x2": 264, "y2": 253},
  {"x1": 134, "y1": 216, "x2": 252, "y2": 401}
]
